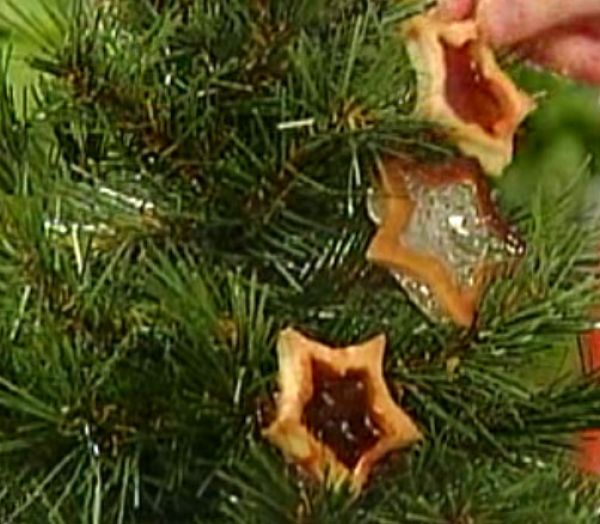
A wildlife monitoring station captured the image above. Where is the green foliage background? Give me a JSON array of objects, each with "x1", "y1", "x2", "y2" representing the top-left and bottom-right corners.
[
  {"x1": 0, "y1": 0, "x2": 71, "y2": 113},
  {"x1": 0, "y1": 1, "x2": 600, "y2": 522},
  {"x1": 4, "y1": 1, "x2": 600, "y2": 206}
]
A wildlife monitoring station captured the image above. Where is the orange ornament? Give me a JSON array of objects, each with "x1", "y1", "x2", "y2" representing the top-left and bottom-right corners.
[
  {"x1": 578, "y1": 329, "x2": 600, "y2": 475},
  {"x1": 263, "y1": 328, "x2": 421, "y2": 493}
]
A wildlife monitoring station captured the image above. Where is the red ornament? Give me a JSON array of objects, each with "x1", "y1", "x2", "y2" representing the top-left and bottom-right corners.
[{"x1": 578, "y1": 329, "x2": 600, "y2": 475}]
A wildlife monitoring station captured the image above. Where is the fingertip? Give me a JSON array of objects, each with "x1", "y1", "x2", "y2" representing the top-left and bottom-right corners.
[
  {"x1": 524, "y1": 33, "x2": 600, "y2": 87},
  {"x1": 436, "y1": 0, "x2": 476, "y2": 21}
]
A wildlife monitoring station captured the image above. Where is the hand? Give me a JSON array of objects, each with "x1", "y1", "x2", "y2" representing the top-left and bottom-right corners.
[{"x1": 437, "y1": 0, "x2": 600, "y2": 85}]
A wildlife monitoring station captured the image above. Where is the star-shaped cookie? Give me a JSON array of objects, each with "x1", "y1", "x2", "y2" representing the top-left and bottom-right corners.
[
  {"x1": 367, "y1": 154, "x2": 523, "y2": 327},
  {"x1": 263, "y1": 328, "x2": 421, "y2": 493},
  {"x1": 403, "y1": 11, "x2": 535, "y2": 176}
]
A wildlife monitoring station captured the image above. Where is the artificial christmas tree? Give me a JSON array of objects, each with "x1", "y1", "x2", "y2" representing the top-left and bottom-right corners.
[{"x1": 0, "y1": 0, "x2": 600, "y2": 522}]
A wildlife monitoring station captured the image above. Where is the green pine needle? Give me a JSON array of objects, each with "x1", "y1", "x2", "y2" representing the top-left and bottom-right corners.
[{"x1": 0, "y1": 0, "x2": 598, "y2": 521}]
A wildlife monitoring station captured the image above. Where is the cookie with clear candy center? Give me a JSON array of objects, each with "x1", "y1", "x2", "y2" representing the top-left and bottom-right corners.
[{"x1": 367, "y1": 154, "x2": 523, "y2": 327}]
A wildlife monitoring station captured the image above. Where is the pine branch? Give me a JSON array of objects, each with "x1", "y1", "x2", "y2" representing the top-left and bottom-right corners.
[
  {"x1": 217, "y1": 440, "x2": 600, "y2": 524},
  {"x1": 0, "y1": 0, "x2": 599, "y2": 521}
]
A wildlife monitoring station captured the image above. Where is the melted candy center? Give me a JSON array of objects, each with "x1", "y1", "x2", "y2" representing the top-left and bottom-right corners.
[
  {"x1": 443, "y1": 42, "x2": 504, "y2": 134},
  {"x1": 302, "y1": 360, "x2": 381, "y2": 469}
]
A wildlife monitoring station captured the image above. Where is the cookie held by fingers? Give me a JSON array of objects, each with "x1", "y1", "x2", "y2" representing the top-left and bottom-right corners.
[
  {"x1": 438, "y1": 0, "x2": 600, "y2": 85},
  {"x1": 403, "y1": 13, "x2": 535, "y2": 175}
]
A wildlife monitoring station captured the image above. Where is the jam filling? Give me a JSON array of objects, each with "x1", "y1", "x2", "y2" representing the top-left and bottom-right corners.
[
  {"x1": 443, "y1": 42, "x2": 504, "y2": 134},
  {"x1": 302, "y1": 360, "x2": 382, "y2": 469}
]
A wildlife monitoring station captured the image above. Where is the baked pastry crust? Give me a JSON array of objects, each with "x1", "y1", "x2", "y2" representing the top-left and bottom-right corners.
[
  {"x1": 367, "y1": 155, "x2": 523, "y2": 327},
  {"x1": 263, "y1": 328, "x2": 421, "y2": 492},
  {"x1": 404, "y1": 13, "x2": 535, "y2": 176}
]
